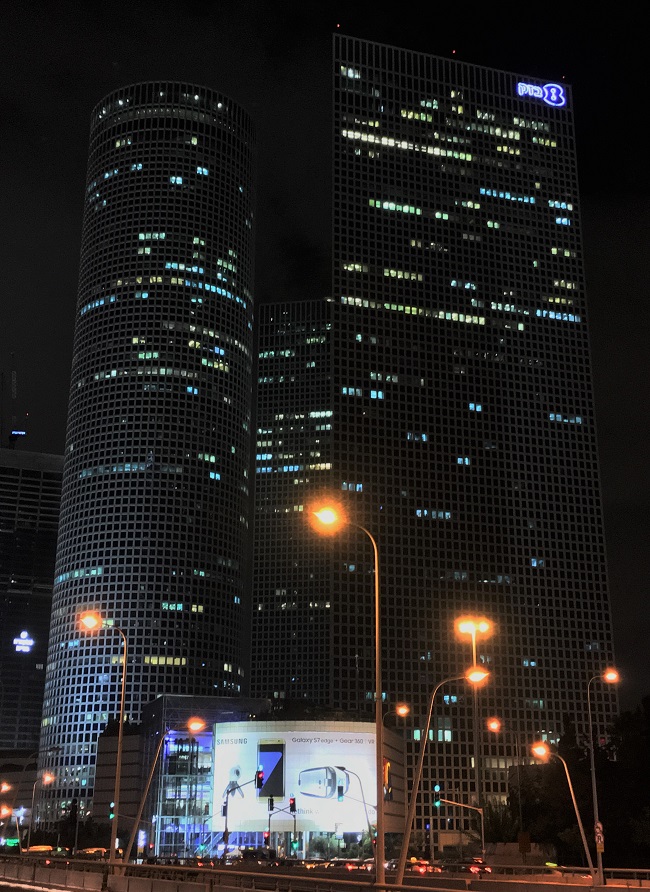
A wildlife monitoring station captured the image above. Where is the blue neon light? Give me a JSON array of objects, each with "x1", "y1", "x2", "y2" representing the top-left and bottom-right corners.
[
  {"x1": 516, "y1": 81, "x2": 567, "y2": 108},
  {"x1": 14, "y1": 630, "x2": 35, "y2": 653}
]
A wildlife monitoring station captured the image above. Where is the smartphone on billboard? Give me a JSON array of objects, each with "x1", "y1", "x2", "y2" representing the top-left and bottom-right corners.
[{"x1": 257, "y1": 739, "x2": 285, "y2": 798}]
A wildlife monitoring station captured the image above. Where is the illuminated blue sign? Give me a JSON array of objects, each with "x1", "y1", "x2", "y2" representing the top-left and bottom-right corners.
[
  {"x1": 517, "y1": 81, "x2": 567, "y2": 108},
  {"x1": 14, "y1": 630, "x2": 34, "y2": 653}
]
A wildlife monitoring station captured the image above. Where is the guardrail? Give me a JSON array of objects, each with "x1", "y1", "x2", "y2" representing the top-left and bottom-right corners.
[{"x1": 1, "y1": 855, "x2": 650, "y2": 892}]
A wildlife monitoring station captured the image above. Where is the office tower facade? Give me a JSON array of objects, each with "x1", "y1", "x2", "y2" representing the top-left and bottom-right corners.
[
  {"x1": 40, "y1": 82, "x2": 256, "y2": 823},
  {"x1": 0, "y1": 449, "x2": 63, "y2": 750},
  {"x1": 251, "y1": 36, "x2": 617, "y2": 847}
]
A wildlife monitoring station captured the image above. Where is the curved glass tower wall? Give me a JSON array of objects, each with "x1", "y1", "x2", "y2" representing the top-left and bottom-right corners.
[{"x1": 39, "y1": 82, "x2": 256, "y2": 823}]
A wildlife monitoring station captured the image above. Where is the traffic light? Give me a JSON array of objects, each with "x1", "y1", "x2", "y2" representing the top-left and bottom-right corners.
[
  {"x1": 221, "y1": 803, "x2": 227, "y2": 817},
  {"x1": 433, "y1": 784, "x2": 442, "y2": 807},
  {"x1": 109, "y1": 801, "x2": 115, "y2": 819},
  {"x1": 289, "y1": 796, "x2": 296, "y2": 813},
  {"x1": 337, "y1": 784, "x2": 344, "y2": 801},
  {"x1": 263, "y1": 831, "x2": 270, "y2": 845},
  {"x1": 291, "y1": 839, "x2": 299, "y2": 851},
  {"x1": 268, "y1": 797, "x2": 274, "y2": 811},
  {"x1": 256, "y1": 769, "x2": 264, "y2": 789}
]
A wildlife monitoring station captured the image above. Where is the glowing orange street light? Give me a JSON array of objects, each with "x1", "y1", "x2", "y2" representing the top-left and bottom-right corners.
[
  {"x1": 187, "y1": 717, "x2": 206, "y2": 734},
  {"x1": 80, "y1": 610, "x2": 128, "y2": 863},
  {"x1": 309, "y1": 500, "x2": 349, "y2": 535},
  {"x1": 384, "y1": 702, "x2": 411, "y2": 726},
  {"x1": 455, "y1": 616, "x2": 493, "y2": 664},
  {"x1": 532, "y1": 742, "x2": 594, "y2": 877},
  {"x1": 0, "y1": 782, "x2": 11, "y2": 795},
  {"x1": 486, "y1": 717, "x2": 501, "y2": 734},
  {"x1": 79, "y1": 611, "x2": 103, "y2": 632},
  {"x1": 308, "y1": 498, "x2": 386, "y2": 885},
  {"x1": 467, "y1": 667, "x2": 490, "y2": 685}
]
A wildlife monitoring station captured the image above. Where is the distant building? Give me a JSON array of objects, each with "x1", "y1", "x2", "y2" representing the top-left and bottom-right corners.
[
  {"x1": 0, "y1": 449, "x2": 62, "y2": 750},
  {"x1": 39, "y1": 82, "x2": 257, "y2": 827},
  {"x1": 250, "y1": 34, "x2": 618, "y2": 854},
  {"x1": 91, "y1": 694, "x2": 271, "y2": 858},
  {"x1": 94, "y1": 697, "x2": 404, "y2": 862}
]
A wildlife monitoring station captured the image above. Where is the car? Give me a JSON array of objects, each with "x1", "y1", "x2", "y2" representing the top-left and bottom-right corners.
[
  {"x1": 409, "y1": 859, "x2": 442, "y2": 874},
  {"x1": 326, "y1": 857, "x2": 365, "y2": 870},
  {"x1": 304, "y1": 858, "x2": 328, "y2": 869},
  {"x1": 440, "y1": 857, "x2": 492, "y2": 875},
  {"x1": 75, "y1": 847, "x2": 108, "y2": 860},
  {"x1": 266, "y1": 857, "x2": 300, "y2": 868}
]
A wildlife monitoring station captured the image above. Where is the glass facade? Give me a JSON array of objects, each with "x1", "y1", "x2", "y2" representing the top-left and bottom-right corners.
[
  {"x1": 251, "y1": 36, "x2": 617, "y2": 850},
  {"x1": 39, "y1": 82, "x2": 256, "y2": 824},
  {"x1": 137, "y1": 694, "x2": 271, "y2": 860}
]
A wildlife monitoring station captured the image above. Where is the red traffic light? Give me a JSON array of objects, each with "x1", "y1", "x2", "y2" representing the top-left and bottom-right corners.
[
  {"x1": 289, "y1": 796, "x2": 296, "y2": 813},
  {"x1": 263, "y1": 831, "x2": 270, "y2": 842},
  {"x1": 256, "y1": 770, "x2": 264, "y2": 788}
]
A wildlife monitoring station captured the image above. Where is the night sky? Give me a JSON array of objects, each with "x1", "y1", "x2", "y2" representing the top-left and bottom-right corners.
[{"x1": 1, "y1": 1, "x2": 647, "y2": 710}]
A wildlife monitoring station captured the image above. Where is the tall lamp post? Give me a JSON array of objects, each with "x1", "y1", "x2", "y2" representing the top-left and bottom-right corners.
[
  {"x1": 587, "y1": 668, "x2": 619, "y2": 885},
  {"x1": 486, "y1": 718, "x2": 525, "y2": 840},
  {"x1": 395, "y1": 666, "x2": 490, "y2": 886},
  {"x1": 532, "y1": 742, "x2": 595, "y2": 879},
  {"x1": 309, "y1": 501, "x2": 385, "y2": 885},
  {"x1": 455, "y1": 617, "x2": 492, "y2": 811},
  {"x1": 80, "y1": 611, "x2": 128, "y2": 864},
  {"x1": 27, "y1": 772, "x2": 55, "y2": 851}
]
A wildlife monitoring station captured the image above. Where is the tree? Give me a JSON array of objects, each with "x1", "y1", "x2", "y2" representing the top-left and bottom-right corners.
[
  {"x1": 595, "y1": 699, "x2": 650, "y2": 867},
  {"x1": 482, "y1": 800, "x2": 519, "y2": 844}
]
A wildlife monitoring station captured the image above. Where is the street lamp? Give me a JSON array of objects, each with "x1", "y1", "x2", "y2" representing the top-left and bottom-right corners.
[
  {"x1": 80, "y1": 610, "x2": 128, "y2": 863},
  {"x1": 455, "y1": 616, "x2": 493, "y2": 811},
  {"x1": 27, "y1": 772, "x2": 55, "y2": 851},
  {"x1": 531, "y1": 742, "x2": 595, "y2": 878},
  {"x1": 123, "y1": 716, "x2": 206, "y2": 864},
  {"x1": 395, "y1": 666, "x2": 491, "y2": 885},
  {"x1": 486, "y1": 717, "x2": 525, "y2": 840},
  {"x1": 455, "y1": 616, "x2": 493, "y2": 666},
  {"x1": 383, "y1": 702, "x2": 410, "y2": 725},
  {"x1": 309, "y1": 500, "x2": 385, "y2": 885},
  {"x1": 587, "y1": 667, "x2": 619, "y2": 885}
]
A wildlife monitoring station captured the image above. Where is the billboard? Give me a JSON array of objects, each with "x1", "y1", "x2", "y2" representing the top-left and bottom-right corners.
[{"x1": 213, "y1": 722, "x2": 377, "y2": 833}]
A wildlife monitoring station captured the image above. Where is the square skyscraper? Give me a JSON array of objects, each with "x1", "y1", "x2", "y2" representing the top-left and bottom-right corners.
[{"x1": 251, "y1": 35, "x2": 617, "y2": 847}]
